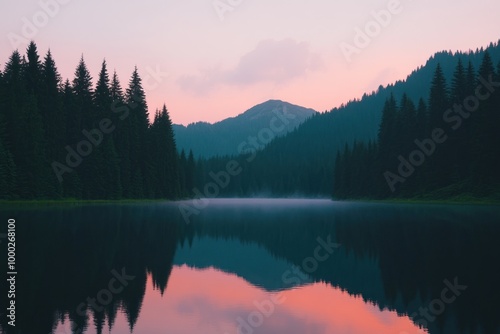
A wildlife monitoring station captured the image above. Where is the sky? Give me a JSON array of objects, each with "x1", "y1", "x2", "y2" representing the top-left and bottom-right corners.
[{"x1": 1, "y1": 0, "x2": 499, "y2": 125}]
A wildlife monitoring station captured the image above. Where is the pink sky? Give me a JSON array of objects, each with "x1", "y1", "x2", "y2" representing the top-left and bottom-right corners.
[{"x1": 1, "y1": 0, "x2": 499, "y2": 125}]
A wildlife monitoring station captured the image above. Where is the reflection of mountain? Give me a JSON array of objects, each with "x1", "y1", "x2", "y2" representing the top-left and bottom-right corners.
[
  {"x1": 1, "y1": 201, "x2": 499, "y2": 334},
  {"x1": 174, "y1": 236, "x2": 310, "y2": 291}
]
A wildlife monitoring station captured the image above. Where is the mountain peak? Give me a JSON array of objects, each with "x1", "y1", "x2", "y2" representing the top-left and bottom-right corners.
[
  {"x1": 173, "y1": 100, "x2": 316, "y2": 157},
  {"x1": 240, "y1": 100, "x2": 316, "y2": 120}
]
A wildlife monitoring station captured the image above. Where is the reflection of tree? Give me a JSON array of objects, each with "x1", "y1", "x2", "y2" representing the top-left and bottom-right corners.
[
  {"x1": 0, "y1": 204, "x2": 180, "y2": 334},
  {"x1": 182, "y1": 203, "x2": 500, "y2": 334}
]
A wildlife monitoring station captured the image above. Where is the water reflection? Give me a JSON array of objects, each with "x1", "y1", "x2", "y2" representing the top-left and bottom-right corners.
[
  {"x1": 0, "y1": 200, "x2": 499, "y2": 334},
  {"x1": 54, "y1": 265, "x2": 425, "y2": 334}
]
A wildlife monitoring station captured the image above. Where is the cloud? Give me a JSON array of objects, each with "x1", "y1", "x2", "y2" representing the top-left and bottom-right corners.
[{"x1": 177, "y1": 39, "x2": 324, "y2": 94}]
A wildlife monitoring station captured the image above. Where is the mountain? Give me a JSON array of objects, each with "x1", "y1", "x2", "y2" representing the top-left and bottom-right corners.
[
  {"x1": 196, "y1": 41, "x2": 500, "y2": 197},
  {"x1": 173, "y1": 100, "x2": 316, "y2": 157}
]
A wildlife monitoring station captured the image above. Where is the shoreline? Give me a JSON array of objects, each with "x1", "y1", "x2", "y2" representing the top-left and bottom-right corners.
[{"x1": 1, "y1": 195, "x2": 499, "y2": 207}]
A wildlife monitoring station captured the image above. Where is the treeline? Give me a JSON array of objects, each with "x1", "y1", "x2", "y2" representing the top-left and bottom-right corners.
[
  {"x1": 0, "y1": 41, "x2": 192, "y2": 200},
  {"x1": 334, "y1": 51, "x2": 500, "y2": 199},
  {"x1": 191, "y1": 107, "x2": 375, "y2": 197}
]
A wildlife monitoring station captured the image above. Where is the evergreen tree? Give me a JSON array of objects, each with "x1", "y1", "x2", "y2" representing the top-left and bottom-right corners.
[
  {"x1": 427, "y1": 63, "x2": 449, "y2": 189},
  {"x1": 397, "y1": 95, "x2": 417, "y2": 195},
  {"x1": 94, "y1": 60, "x2": 121, "y2": 199},
  {"x1": 448, "y1": 58, "x2": 468, "y2": 182},
  {"x1": 61, "y1": 79, "x2": 82, "y2": 198},
  {"x1": 377, "y1": 95, "x2": 398, "y2": 197},
  {"x1": 111, "y1": 71, "x2": 132, "y2": 198},
  {"x1": 458, "y1": 60, "x2": 477, "y2": 180},
  {"x1": 414, "y1": 99, "x2": 428, "y2": 191},
  {"x1": 125, "y1": 68, "x2": 149, "y2": 198},
  {"x1": 41, "y1": 49, "x2": 65, "y2": 196},
  {"x1": 451, "y1": 58, "x2": 467, "y2": 103},
  {"x1": 472, "y1": 51, "x2": 496, "y2": 188},
  {"x1": 71, "y1": 56, "x2": 95, "y2": 198},
  {"x1": 25, "y1": 41, "x2": 43, "y2": 98}
]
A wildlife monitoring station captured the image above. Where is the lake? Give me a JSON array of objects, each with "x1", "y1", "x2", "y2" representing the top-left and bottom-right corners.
[{"x1": 1, "y1": 199, "x2": 499, "y2": 334}]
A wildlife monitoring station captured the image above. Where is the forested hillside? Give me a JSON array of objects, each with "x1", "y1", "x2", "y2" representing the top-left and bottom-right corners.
[
  {"x1": 0, "y1": 42, "x2": 190, "y2": 200},
  {"x1": 194, "y1": 42, "x2": 500, "y2": 197},
  {"x1": 334, "y1": 51, "x2": 500, "y2": 199}
]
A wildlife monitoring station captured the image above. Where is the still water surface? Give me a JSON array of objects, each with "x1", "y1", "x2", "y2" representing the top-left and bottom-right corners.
[{"x1": 1, "y1": 199, "x2": 499, "y2": 334}]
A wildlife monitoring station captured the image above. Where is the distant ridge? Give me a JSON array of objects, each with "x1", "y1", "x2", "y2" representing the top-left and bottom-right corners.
[{"x1": 173, "y1": 100, "x2": 316, "y2": 157}]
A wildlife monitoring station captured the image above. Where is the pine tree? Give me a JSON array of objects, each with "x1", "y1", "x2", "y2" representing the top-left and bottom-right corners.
[
  {"x1": 458, "y1": 60, "x2": 477, "y2": 180},
  {"x1": 94, "y1": 60, "x2": 121, "y2": 199},
  {"x1": 61, "y1": 79, "x2": 82, "y2": 198},
  {"x1": 159, "y1": 104, "x2": 180, "y2": 199},
  {"x1": 41, "y1": 49, "x2": 65, "y2": 197},
  {"x1": 428, "y1": 63, "x2": 449, "y2": 130},
  {"x1": 25, "y1": 41, "x2": 43, "y2": 98},
  {"x1": 398, "y1": 94, "x2": 417, "y2": 151},
  {"x1": 414, "y1": 99, "x2": 428, "y2": 192},
  {"x1": 448, "y1": 58, "x2": 468, "y2": 182},
  {"x1": 71, "y1": 56, "x2": 95, "y2": 198},
  {"x1": 125, "y1": 68, "x2": 149, "y2": 198},
  {"x1": 111, "y1": 71, "x2": 132, "y2": 198},
  {"x1": 427, "y1": 63, "x2": 449, "y2": 189},
  {"x1": 451, "y1": 58, "x2": 467, "y2": 103},
  {"x1": 397, "y1": 95, "x2": 417, "y2": 195},
  {"x1": 472, "y1": 51, "x2": 496, "y2": 189},
  {"x1": 377, "y1": 95, "x2": 398, "y2": 197}
]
